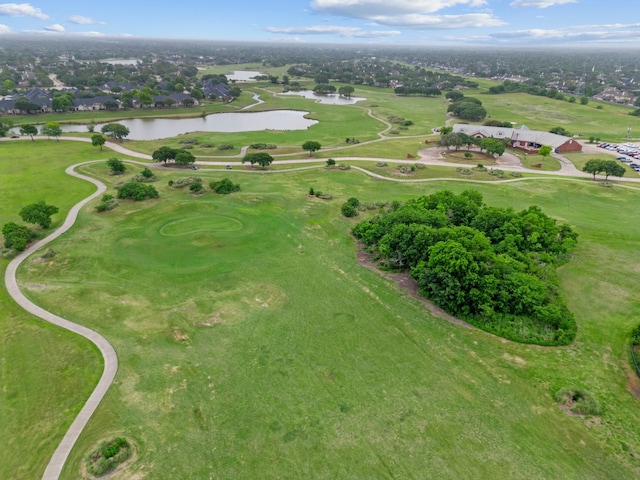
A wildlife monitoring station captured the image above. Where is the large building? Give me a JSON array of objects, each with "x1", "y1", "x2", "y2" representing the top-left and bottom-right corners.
[{"x1": 452, "y1": 124, "x2": 582, "y2": 154}]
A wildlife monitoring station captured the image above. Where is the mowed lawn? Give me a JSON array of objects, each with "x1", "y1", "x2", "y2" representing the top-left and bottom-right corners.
[
  {"x1": 14, "y1": 159, "x2": 640, "y2": 479},
  {"x1": 0, "y1": 140, "x2": 106, "y2": 479}
]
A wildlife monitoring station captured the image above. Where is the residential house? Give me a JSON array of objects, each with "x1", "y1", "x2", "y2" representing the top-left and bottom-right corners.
[{"x1": 452, "y1": 124, "x2": 582, "y2": 154}]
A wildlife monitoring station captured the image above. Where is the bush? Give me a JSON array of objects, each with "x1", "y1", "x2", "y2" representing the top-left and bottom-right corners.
[
  {"x1": 341, "y1": 203, "x2": 358, "y2": 217},
  {"x1": 376, "y1": 162, "x2": 388, "y2": 168},
  {"x1": 170, "y1": 176, "x2": 201, "y2": 188},
  {"x1": 86, "y1": 437, "x2": 131, "y2": 476},
  {"x1": 509, "y1": 171, "x2": 523, "y2": 178},
  {"x1": 178, "y1": 137, "x2": 199, "y2": 145},
  {"x1": 217, "y1": 144, "x2": 234, "y2": 151},
  {"x1": 337, "y1": 164, "x2": 351, "y2": 170},
  {"x1": 116, "y1": 182, "x2": 159, "y2": 201},
  {"x1": 456, "y1": 167, "x2": 472, "y2": 175},
  {"x1": 631, "y1": 323, "x2": 640, "y2": 345},
  {"x1": 326, "y1": 158, "x2": 336, "y2": 167},
  {"x1": 2, "y1": 222, "x2": 35, "y2": 252},
  {"x1": 189, "y1": 182, "x2": 205, "y2": 194},
  {"x1": 555, "y1": 388, "x2": 602, "y2": 416},
  {"x1": 249, "y1": 143, "x2": 277, "y2": 149},
  {"x1": 209, "y1": 178, "x2": 240, "y2": 194}
]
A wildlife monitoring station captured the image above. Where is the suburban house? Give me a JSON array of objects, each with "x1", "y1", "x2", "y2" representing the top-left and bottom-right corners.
[
  {"x1": 452, "y1": 124, "x2": 583, "y2": 154},
  {"x1": 73, "y1": 95, "x2": 120, "y2": 111},
  {"x1": 202, "y1": 79, "x2": 232, "y2": 101},
  {"x1": 151, "y1": 93, "x2": 198, "y2": 107}
]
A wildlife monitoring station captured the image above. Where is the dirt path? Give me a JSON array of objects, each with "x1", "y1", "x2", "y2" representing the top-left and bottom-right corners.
[{"x1": 356, "y1": 247, "x2": 474, "y2": 329}]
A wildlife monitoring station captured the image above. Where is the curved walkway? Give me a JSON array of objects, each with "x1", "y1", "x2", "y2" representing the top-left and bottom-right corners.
[{"x1": 4, "y1": 161, "x2": 118, "y2": 480}]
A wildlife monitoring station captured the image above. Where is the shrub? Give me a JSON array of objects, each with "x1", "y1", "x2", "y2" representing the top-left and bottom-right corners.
[
  {"x1": 249, "y1": 143, "x2": 277, "y2": 149},
  {"x1": 326, "y1": 158, "x2": 336, "y2": 167},
  {"x1": 337, "y1": 164, "x2": 350, "y2": 170},
  {"x1": 414, "y1": 163, "x2": 426, "y2": 170},
  {"x1": 171, "y1": 176, "x2": 201, "y2": 188},
  {"x1": 189, "y1": 182, "x2": 205, "y2": 194},
  {"x1": 2, "y1": 222, "x2": 35, "y2": 252},
  {"x1": 200, "y1": 143, "x2": 214, "y2": 148},
  {"x1": 341, "y1": 203, "x2": 358, "y2": 217},
  {"x1": 140, "y1": 167, "x2": 154, "y2": 179},
  {"x1": 86, "y1": 437, "x2": 131, "y2": 476},
  {"x1": 631, "y1": 323, "x2": 640, "y2": 345},
  {"x1": 388, "y1": 129, "x2": 400, "y2": 135},
  {"x1": 308, "y1": 187, "x2": 315, "y2": 196},
  {"x1": 217, "y1": 144, "x2": 234, "y2": 151},
  {"x1": 116, "y1": 182, "x2": 159, "y2": 201},
  {"x1": 178, "y1": 137, "x2": 199, "y2": 145},
  {"x1": 555, "y1": 388, "x2": 602, "y2": 416},
  {"x1": 456, "y1": 167, "x2": 472, "y2": 175},
  {"x1": 107, "y1": 157, "x2": 126, "y2": 175},
  {"x1": 509, "y1": 171, "x2": 523, "y2": 178},
  {"x1": 376, "y1": 162, "x2": 388, "y2": 168},
  {"x1": 209, "y1": 178, "x2": 240, "y2": 194}
]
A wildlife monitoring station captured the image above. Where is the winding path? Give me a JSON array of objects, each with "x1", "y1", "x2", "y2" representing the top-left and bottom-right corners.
[
  {"x1": 4, "y1": 132, "x2": 640, "y2": 479},
  {"x1": 4, "y1": 161, "x2": 118, "y2": 480}
]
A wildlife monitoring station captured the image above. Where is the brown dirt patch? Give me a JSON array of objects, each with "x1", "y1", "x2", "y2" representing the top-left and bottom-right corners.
[{"x1": 356, "y1": 245, "x2": 473, "y2": 329}]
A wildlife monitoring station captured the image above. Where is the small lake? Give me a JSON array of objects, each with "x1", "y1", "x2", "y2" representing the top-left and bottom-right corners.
[
  {"x1": 226, "y1": 71, "x2": 265, "y2": 82},
  {"x1": 14, "y1": 110, "x2": 317, "y2": 141},
  {"x1": 280, "y1": 90, "x2": 366, "y2": 105}
]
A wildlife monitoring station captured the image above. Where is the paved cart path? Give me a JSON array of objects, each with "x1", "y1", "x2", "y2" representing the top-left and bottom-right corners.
[{"x1": 4, "y1": 161, "x2": 118, "y2": 480}]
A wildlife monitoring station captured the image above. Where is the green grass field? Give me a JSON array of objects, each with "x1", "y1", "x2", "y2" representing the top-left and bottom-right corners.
[
  {"x1": 5, "y1": 152, "x2": 639, "y2": 479},
  {"x1": 4, "y1": 75, "x2": 640, "y2": 479}
]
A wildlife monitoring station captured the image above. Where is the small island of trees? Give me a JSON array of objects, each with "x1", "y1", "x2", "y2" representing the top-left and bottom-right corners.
[{"x1": 352, "y1": 189, "x2": 578, "y2": 346}]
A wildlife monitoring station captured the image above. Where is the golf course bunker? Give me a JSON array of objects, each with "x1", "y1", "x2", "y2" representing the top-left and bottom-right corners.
[{"x1": 159, "y1": 215, "x2": 244, "y2": 237}]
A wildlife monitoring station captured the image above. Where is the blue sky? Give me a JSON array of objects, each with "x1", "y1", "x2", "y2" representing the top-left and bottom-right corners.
[{"x1": 0, "y1": 1, "x2": 638, "y2": 47}]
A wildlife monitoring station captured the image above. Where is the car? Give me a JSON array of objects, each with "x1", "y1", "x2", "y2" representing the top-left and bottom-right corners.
[
  {"x1": 616, "y1": 156, "x2": 627, "y2": 161},
  {"x1": 191, "y1": 165, "x2": 198, "y2": 170},
  {"x1": 226, "y1": 165, "x2": 232, "y2": 170},
  {"x1": 10, "y1": 135, "x2": 19, "y2": 138}
]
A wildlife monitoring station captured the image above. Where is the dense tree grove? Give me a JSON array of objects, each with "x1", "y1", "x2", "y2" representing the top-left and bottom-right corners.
[
  {"x1": 116, "y1": 182, "x2": 159, "y2": 201},
  {"x1": 447, "y1": 96, "x2": 487, "y2": 121},
  {"x1": 352, "y1": 190, "x2": 578, "y2": 345}
]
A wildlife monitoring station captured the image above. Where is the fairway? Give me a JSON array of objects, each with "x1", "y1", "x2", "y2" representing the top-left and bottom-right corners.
[{"x1": 9, "y1": 158, "x2": 640, "y2": 479}]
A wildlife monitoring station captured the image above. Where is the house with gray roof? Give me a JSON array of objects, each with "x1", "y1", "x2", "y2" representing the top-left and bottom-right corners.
[{"x1": 452, "y1": 124, "x2": 582, "y2": 154}]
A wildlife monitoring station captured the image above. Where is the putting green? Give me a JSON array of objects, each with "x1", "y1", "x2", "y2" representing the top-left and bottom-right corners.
[{"x1": 159, "y1": 215, "x2": 244, "y2": 237}]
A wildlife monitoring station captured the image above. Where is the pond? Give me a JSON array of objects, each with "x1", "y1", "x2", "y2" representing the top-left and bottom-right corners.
[
  {"x1": 279, "y1": 90, "x2": 366, "y2": 105},
  {"x1": 225, "y1": 71, "x2": 265, "y2": 82},
  {"x1": 16, "y1": 110, "x2": 317, "y2": 141}
]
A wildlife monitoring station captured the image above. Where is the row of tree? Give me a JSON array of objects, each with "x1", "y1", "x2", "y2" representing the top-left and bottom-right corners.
[{"x1": 351, "y1": 190, "x2": 578, "y2": 345}]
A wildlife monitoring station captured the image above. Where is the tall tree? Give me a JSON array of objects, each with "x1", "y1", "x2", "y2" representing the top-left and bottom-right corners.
[
  {"x1": 91, "y1": 134, "x2": 106, "y2": 150},
  {"x1": 19, "y1": 200, "x2": 59, "y2": 228},
  {"x1": 538, "y1": 145, "x2": 552, "y2": 160},
  {"x1": 338, "y1": 86, "x2": 354, "y2": 98},
  {"x1": 242, "y1": 152, "x2": 274, "y2": 168},
  {"x1": 582, "y1": 159, "x2": 603, "y2": 180},
  {"x1": 41, "y1": 122, "x2": 62, "y2": 141},
  {"x1": 101, "y1": 123, "x2": 130, "y2": 141},
  {"x1": 20, "y1": 124, "x2": 38, "y2": 141},
  {"x1": 302, "y1": 140, "x2": 322, "y2": 156}
]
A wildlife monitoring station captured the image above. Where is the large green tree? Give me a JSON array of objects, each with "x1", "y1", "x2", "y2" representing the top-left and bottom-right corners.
[
  {"x1": 91, "y1": 134, "x2": 106, "y2": 150},
  {"x1": 174, "y1": 151, "x2": 196, "y2": 165},
  {"x1": 583, "y1": 159, "x2": 603, "y2": 180},
  {"x1": 152, "y1": 146, "x2": 179, "y2": 163},
  {"x1": 338, "y1": 86, "x2": 354, "y2": 98},
  {"x1": 107, "y1": 157, "x2": 127, "y2": 175},
  {"x1": 242, "y1": 152, "x2": 274, "y2": 168},
  {"x1": 41, "y1": 122, "x2": 62, "y2": 141},
  {"x1": 101, "y1": 123, "x2": 130, "y2": 141},
  {"x1": 19, "y1": 200, "x2": 59, "y2": 229},
  {"x1": 302, "y1": 140, "x2": 322, "y2": 156},
  {"x1": 0, "y1": 119, "x2": 13, "y2": 137},
  {"x1": 479, "y1": 137, "x2": 506, "y2": 157},
  {"x1": 20, "y1": 124, "x2": 38, "y2": 141}
]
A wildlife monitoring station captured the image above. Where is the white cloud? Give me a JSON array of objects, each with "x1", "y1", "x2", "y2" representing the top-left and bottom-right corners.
[
  {"x1": 266, "y1": 24, "x2": 400, "y2": 38},
  {"x1": 69, "y1": 15, "x2": 104, "y2": 25},
  {"x1": 45, "y1": 23, "x2": 64, "y2": 32},
  {"x1": 0, "y1": 3, "x2": 49, "y2": 19},
  {"x1": 311, "y1": 0, "x2": 487, "y2": 16},
  {"x1": 309, "y1": 0, "x2": 501, "y2": 31},
  {"x1": 368, "y1": 13, "x2": 505, "y2": 29},
  {"x1": 510, "y1": 0, "x2": 577, "y2": 8},
  {"x1": 0, "y1": 23, "x2": 11, "y2": 32},
  {"x1": 489, "y1": 24, "x2": 640, "y2": 43}
]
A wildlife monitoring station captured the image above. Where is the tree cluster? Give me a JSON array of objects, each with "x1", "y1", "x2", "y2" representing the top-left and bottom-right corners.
[
  {"x1": 2, "y1": 222, "x2": 36, "y2": 252},
  {"x1": 116, "y1": 182, "x2": 159, "y2": 201},
  {"x1": 152, "y1": 146, "x2": 195, "y2": 165},
  {"x1": 209, "y1": 178, "x2": 240, "y2": 194},
  {"x1": 447, "y1": 95, "x2": 487, "y2": 121},
  {"x1": 582, "y1": 159, "x2": 625, "y2": 180},
  {"x1": 394, "y1": 86, "x2": 441, "y2": 97},
  {"x1": 352, "y1": 190, "x2": 578, "y2": 345}
]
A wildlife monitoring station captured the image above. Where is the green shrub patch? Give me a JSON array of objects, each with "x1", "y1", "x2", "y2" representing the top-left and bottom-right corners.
[
  {"x1": 352, "y1": 189, "x2": 578, "y2": 345},
  {"x1": 86, "y1": 437, "x2": 131, "y2": 477},
  {"x1": 555, "y1": 388, "x2": 602, "y2": 416}
]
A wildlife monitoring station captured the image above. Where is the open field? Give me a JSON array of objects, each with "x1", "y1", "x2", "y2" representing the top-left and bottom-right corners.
[
  {"x1": 0, "y1": 141, "x2": 107, "y2": 480},
  {"x1": 4, "y1": 72, "x2": 640, "y2": 479},
  {"x1": 4, "y1": 150, "x2": 639, "y2": 478}
]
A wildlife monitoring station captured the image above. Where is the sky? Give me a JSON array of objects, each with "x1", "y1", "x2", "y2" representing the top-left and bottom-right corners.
[{"x1": 0, "y1": 0, "x2": 638, "y2": 48}]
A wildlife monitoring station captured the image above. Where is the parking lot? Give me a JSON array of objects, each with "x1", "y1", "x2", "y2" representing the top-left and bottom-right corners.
[{"x1": 598, "y1": 142, "x2": 640, "y2": 172}]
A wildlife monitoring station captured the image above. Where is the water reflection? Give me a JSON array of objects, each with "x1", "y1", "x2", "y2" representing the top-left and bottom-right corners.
[
  {"x1": 280, "y1": 90, "x2": 366, "y2": 105},
  {"x1": 18, "y1": 110, "x2": 317, "y2": 141}
]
